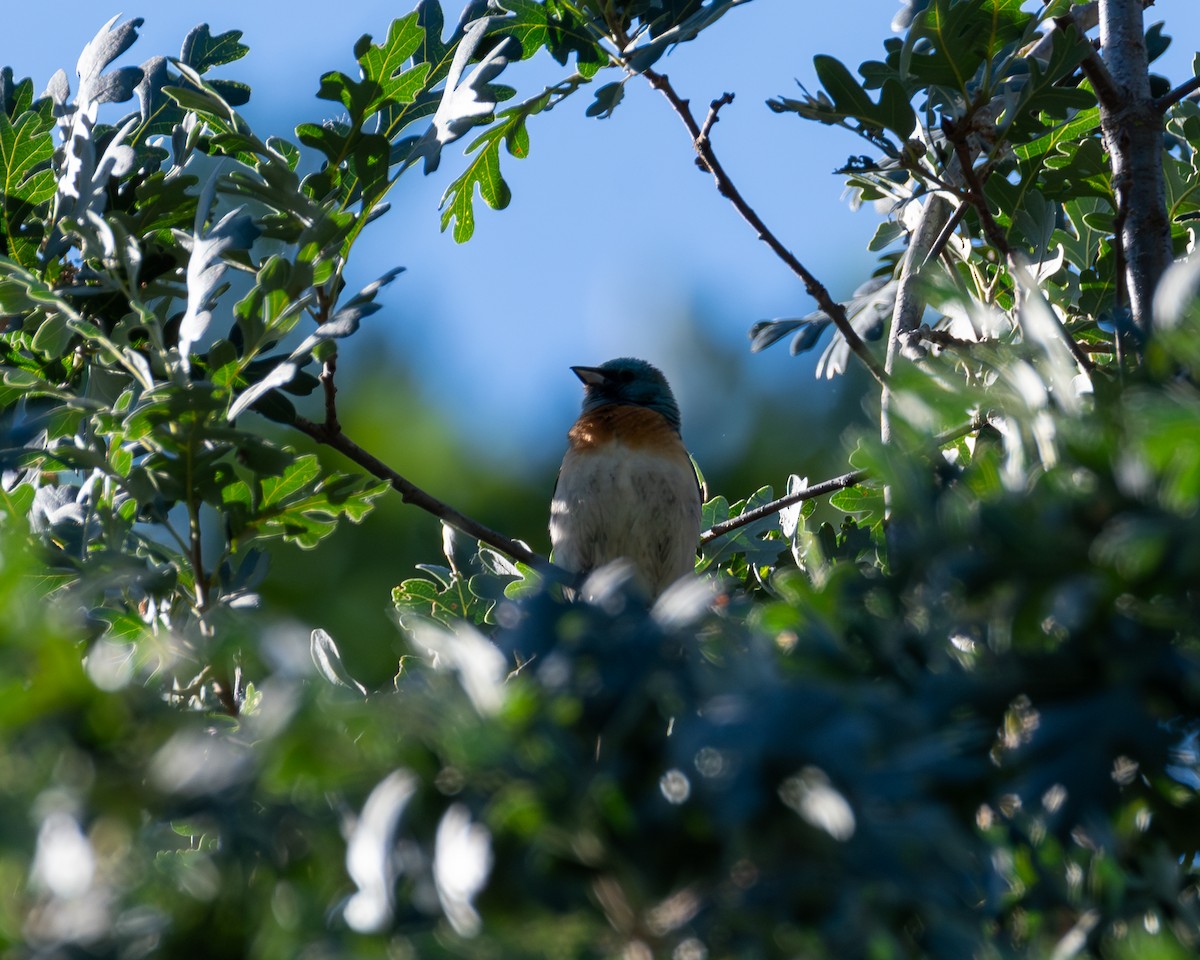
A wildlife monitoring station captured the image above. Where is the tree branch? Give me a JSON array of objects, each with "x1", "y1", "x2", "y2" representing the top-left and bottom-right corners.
[
  {"x1": 700, "y1": 467, "x2": 866, "y2": 544},
  {"x1": 291, "y1": 330, "x2": 551, "y2": 572},
  {"x1": 1061, "y1": 21, "x2": 1125, "y2": 111},
  {"x1": 291, "y1": 415, "x2": 547, "y2": 571},
  {"x1": 701, "y1": 419, "x2": 990, "y2": 544},
  {"x1": 887, "y1": 193, "x2": 953, "y2": 379},
  {"x1": 640, "y1": 69, "x2": 888, "y2": 388},
  {"x1": 1063, "y1": 0, "x2": 1174, "y2": 331},
  {"x1": 319, "y1": 355, "x2": 340, "y2": 433},
  {"x1": 924, "y1": 198, "x2": 969, "y2": 270},
  {"x1": 1156, "y1": 74, "x2": 1200, "y2": 113},
  {"x1": 699, "y1": 91, "x2": 733, "y2": 142}
]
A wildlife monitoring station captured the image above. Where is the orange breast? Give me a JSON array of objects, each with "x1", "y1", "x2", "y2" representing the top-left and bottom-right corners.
[{"x1": 568, "y1": 404, "x2": 682, "y2": 451}]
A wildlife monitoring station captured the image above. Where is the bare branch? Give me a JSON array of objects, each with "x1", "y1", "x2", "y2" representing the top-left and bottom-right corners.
[
  {"x1": 641, "y1": 68, "x2": 889, "y2": 388},
  {"x1": 319, "y1": 356, "x2": 340, "y2": 433},
  {"x1": 924, "y1": 199, "x2": 969, "y2": 270},
  {"x1": 1055, "y1": 13, "x2": 1124, "y2": 111},
  {"x1": 917, "y1": 326, "x2": 986, "y2": 352},
  {"x1": 946, "y1": 127, "x2": 1013, "y2": 259},
  {"x1": 1156, "y1": 74, "x2": 1200, "y2": 113},
  {"x1": 290, "y1": 327, "x2": 549, "y2": 573},
  {"x1": 291, "y1": 415, "x2": 548, "y2": 571},
  {"x1": 698, "y1": 92, "x2": 734, "y2": 143},
  {"x1": 700, "y1": 468, "x2": 866, "y2": 545},
  {"x1": 887, "y1": 193, "x2": 953, "y2": 382},
  {"x1": 701, "y1": 419, "x2": 990, "y2": 544}
]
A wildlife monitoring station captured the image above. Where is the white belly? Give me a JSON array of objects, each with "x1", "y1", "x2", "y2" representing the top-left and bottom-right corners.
[{"x1": 550, "y1": 441, "x2": 701, "y2": 597}]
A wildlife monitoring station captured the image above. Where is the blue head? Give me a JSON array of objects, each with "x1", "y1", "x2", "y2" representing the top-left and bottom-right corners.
[{"x1": 571, "y1": 357, "x2": 682, "y2": 432}]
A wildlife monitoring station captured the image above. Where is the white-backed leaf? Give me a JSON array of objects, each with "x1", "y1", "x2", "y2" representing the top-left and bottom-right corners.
[
  {"x1": 178, "y1": 176, "x2": 260, "y2": 363},
  {"x1": 227, "y1": 361, "x2": 297, "y2": 420},
  {"x1": 288, "y1": 267, "x2": 404, "y2": 360},
  {"x1": 77, "y1": 15, "x2": 144, "y2": 108},
  {"x1": 624, "y1": 0, "x2": 753, "y2": 72},
  {"x1": 410, "y1": 18, "x2": 513, "y2": 173}
]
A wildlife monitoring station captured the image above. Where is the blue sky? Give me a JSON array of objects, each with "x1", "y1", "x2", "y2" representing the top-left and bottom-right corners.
[{"x1": 7, "y1": 2, "x2": 1200, "y2": 472}]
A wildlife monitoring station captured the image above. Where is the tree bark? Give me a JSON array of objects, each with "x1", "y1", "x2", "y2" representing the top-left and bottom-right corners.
[{"x1": 1096, "y1": 0, "x2": 1173, "y2": 331}]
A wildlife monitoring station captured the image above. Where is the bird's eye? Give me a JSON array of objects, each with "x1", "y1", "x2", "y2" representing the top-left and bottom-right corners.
[{"x1": 617, "y1": 369, "x2": 635, "y2": 383}]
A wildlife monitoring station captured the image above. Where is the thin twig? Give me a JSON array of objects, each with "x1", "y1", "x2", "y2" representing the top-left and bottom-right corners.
[
  {"x1": 946, "y1": 127, "x2": 1014, "y2": 260},
  {"x1": 922, "y1": 199, "x2": 969, "y2": 269},
  {"x1": 700, "y1": 468, "x2": 867, "y2": 544},
  {"x1": 293, "y1": 312, "x2": 550, "y2": 572},
  {"x1": 918, "y1": 326, "x2": 986, "y2": 352},
  {"x1": 291, "y1": 415, "x2": 547, "y2": 571},
  {"x1": 700, "y1": 418, "x2": 990, "y2": 544},
  {"x1": 641, "y1": 69, "x2": 889, "y2": 388},
  {"x1": 698, "y1": 92, "x2": 733, "y2": 142},
  {"x1": 319, "y1": 355, "x2": 340, "y2": 432}
]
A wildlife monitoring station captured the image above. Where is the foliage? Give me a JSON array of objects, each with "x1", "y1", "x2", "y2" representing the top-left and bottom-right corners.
[{"x1": 3, "y1": 2, "x2": 1200, "y2": 959}]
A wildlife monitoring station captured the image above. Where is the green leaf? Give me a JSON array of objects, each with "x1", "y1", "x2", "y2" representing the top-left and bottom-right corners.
[
  {"x1": 30, "y1": 312, "x2": 72, "y2": 356},
  {"x1": 317, "y1": 70, "x2": 380, "y2": 124},
  {"x1": 295, "y1": 122, "x2": 351, "y2": 165},
  {"x1": 878, "y1": 77, "x2": 917, "y2": 140},
  {"x1": 266, "y1": 136, "x2": 300, "y2": 171},
  {"x1": 494, "y1": 0, "x2": 606, "y2": 70},
  {"x1": 828, "y1": 482, "x2": 886, "y2": 535},
  {"x1": 355, "y1": 12, "x2": 429, "y2": 118},
  {"x1": 439, "y1": 134, "x2": 512, "y2": 242},
  {"x1": 813, "y1": 56, "x2": 879, "y2": 128},
  {"x1": 393, "y1": 576, "x2": 463, "y2": 625},
  {"x1": 354, "y1": 133, "x2": 392, "y2": 207},
  {"x1": 437, "y1": 74, "x2": 587, "y2": 241},
  {"x1": 1015, "y1": 107, "x2": 1100, "y2": 167},
  {"x1": 181, "y1": 25, "x2": 250, "y2": 73},
  {"x1": 132, "y1": 170, "x2": 200, "y2": 235},
  {"x1": 229, "y1": 454, "x2": 389, "y2": 550},
  {"x1": 586, "y1": 81, "x2": 625, "y2": 120},
  {"x1": 0, "y1": 93, "x2": 56, "y2": 266},
  {"x1": 901, "y1": 0, "x2": 1028, "y2": 94},
  {"x1": 415, "y1": 0, "x2": 457, "y2": 77},
  {"x1": 391, "y1": 541, "x2": 524, "y2": 627},
  {"x1": 260, "y1": 454, "x2": 323, "y2": 509},
  {"x1": 1165, "y1": 153, "x2": 1200, "y2": 223},
  {"x1": 697, "y1": 486, "x2": 783, "y2": 574}
]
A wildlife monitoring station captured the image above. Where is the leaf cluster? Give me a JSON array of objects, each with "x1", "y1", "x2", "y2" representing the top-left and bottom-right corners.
[{"x1": 758, "y1": 0, "x2": 1133, "y2": 360}]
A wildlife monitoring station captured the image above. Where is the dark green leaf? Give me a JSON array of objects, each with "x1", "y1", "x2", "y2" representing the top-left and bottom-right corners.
[{"x1": 180, "y1": 24, "x2": 249, "y2": 73}]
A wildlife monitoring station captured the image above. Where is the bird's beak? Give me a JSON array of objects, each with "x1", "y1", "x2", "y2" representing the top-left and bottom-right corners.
[{"x1": 570, "y1": 365, "x2": 607, "y2": 386}]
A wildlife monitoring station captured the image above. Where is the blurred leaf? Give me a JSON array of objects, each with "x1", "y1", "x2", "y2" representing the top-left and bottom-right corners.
[{"x1": 311, "y1": 627, "x2": 369, "y2": 694}]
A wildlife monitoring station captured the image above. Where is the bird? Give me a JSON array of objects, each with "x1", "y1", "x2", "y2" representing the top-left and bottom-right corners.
[{"x1": 550, "y1": 357, "x2": 703, "y2": 599}]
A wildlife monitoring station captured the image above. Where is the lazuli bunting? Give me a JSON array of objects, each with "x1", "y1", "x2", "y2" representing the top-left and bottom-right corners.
[{"x1": 550, "y1": 358, "x2": 702, "y2": 599}]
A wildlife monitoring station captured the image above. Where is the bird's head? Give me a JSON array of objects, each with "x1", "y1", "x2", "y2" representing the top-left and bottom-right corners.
[{"x1": 571, "y1": 357, "x2": 682, "y2": 432}]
